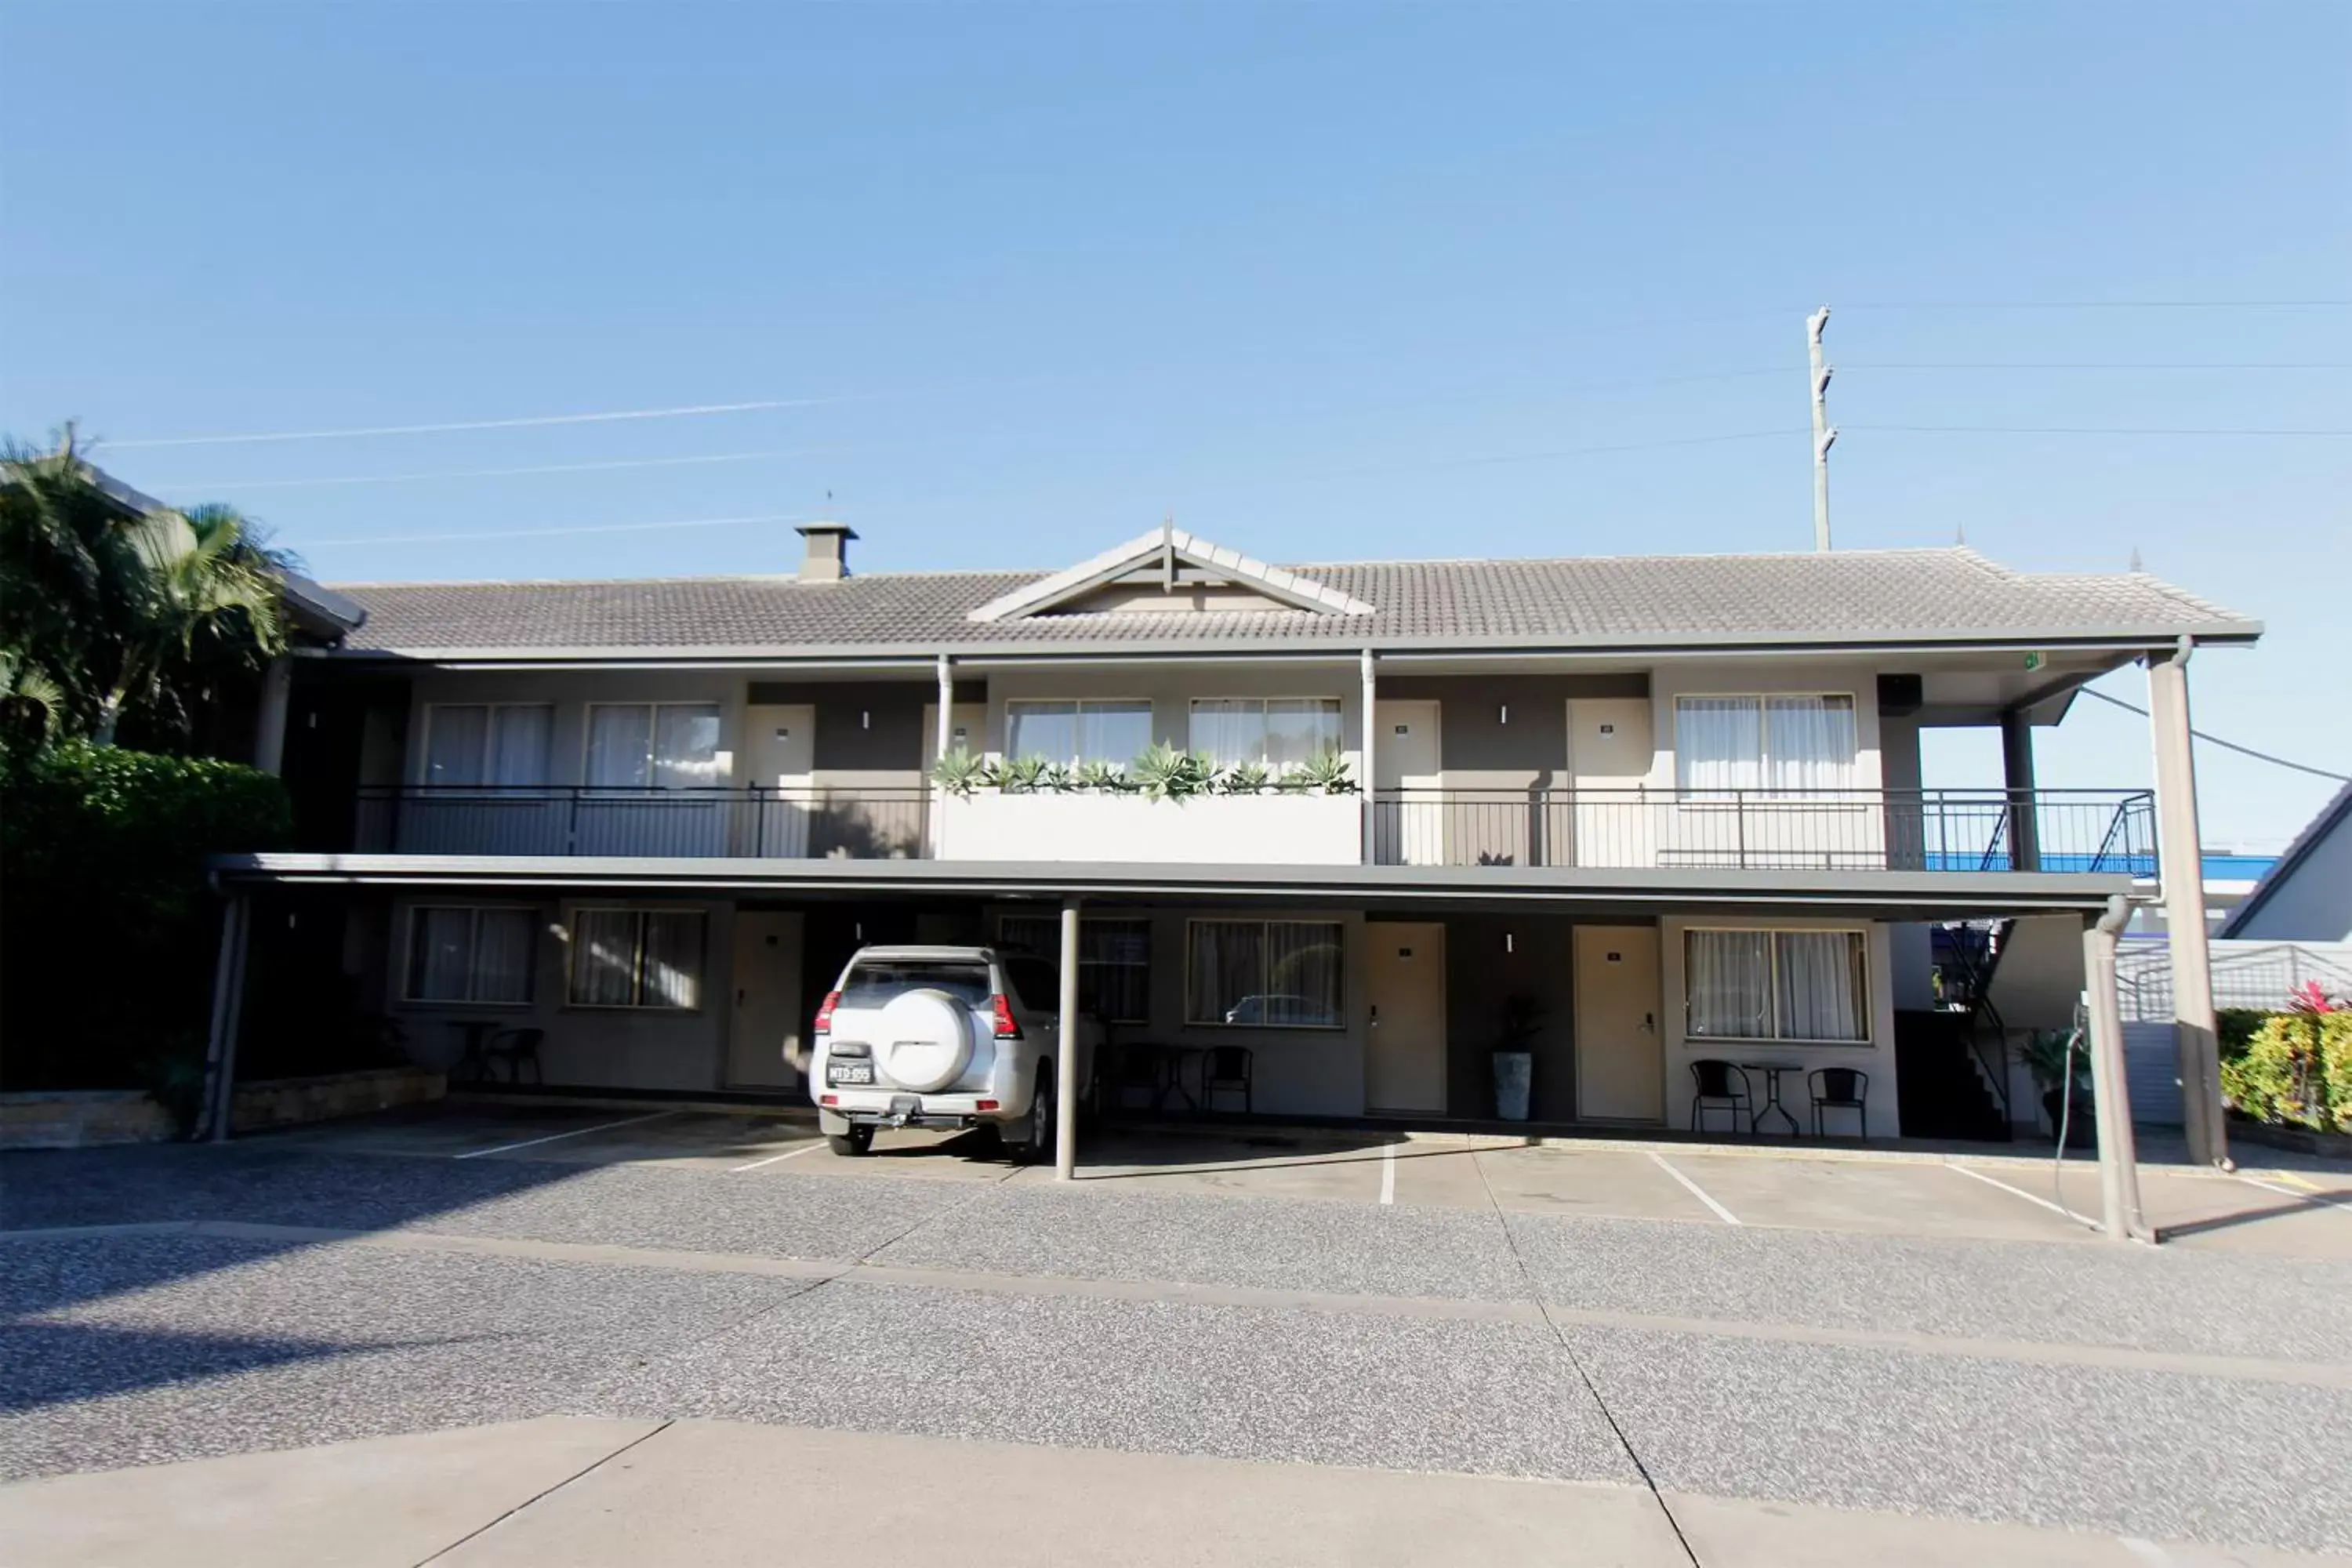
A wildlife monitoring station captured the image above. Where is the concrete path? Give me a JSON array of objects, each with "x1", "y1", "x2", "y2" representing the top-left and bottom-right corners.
[{"x1": 2, "y1": 1416, "x2": 2332, "y2": 1568}]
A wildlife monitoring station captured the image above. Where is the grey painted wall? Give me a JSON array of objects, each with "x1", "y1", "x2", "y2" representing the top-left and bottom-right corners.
[
  {"x1": 2230, "y1": 819, "x2": 2352, "y2": 941},
  {"x1": 1382, "y1": 674, "x2": 1648, "y2": 786},
  {"x1": 1439, "y1": 913, "x2": 1584, "y2": 1122}
]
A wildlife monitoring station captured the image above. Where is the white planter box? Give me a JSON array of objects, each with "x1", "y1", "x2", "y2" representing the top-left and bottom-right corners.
[{"x1": 938, "y1": 792, "x2": 1362, "y2": 865}]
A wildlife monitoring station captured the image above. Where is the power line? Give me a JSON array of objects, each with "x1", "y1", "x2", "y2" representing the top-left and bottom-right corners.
[
  {"x1": 313, "y1": 511, "x2": 825, "y2": 548},
  {"x1": 1850, "y1": 423, "x2": 2352, "y2": 437},
  {"x1": 103, "y1": 396, "x2": 874, "y2": 450},
  {"x1": 146, "y1": 447, "x2": 852, "y2": 492},
  {"x1": 2079, "y1": 687, "x2": 2350, "y2": 783},
  {"x1": 1841, "y1": 299, "x2": 2352, "y2": 310},
  {"x1": 1844, "y1": 361, "x2": 2352, "y2": 371}
]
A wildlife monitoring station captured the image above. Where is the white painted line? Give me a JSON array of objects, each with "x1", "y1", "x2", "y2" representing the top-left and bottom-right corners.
[
  {"x1": 731, "y1": 1138, "x2": 829, "y2": 1173},
  {"x1": 1379, "y1": 1140, "x2": 1397, "y2": 1206},
  {"x1": 1949, "y1": 1161, "x2": 2092, "y2": 1225},
  {"x1": 1647, "y1": 1151, "x2": 1740, "y2": 1225},
  {"x1": 2234, "y1": 1171, "x2": 2350, "y2": 1211},
  {"x1": 452, "y1": 1111, "x2": 677, "y2": 1160}
]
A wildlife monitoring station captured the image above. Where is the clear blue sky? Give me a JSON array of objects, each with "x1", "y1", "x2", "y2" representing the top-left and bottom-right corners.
[{"x1": 4, "y1": 2, "x2": 2346, "y2": 845}]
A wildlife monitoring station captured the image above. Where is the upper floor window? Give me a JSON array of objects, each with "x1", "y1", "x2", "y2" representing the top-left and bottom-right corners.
[
  {"x1": 1675, "y1": 695, "x2": 1857, "y2": 795},
  {"x1": 1189, "y1": 698, "x2": 1343, "y2": 769},
  {"x1": 586, "y1": 702, "x2": 722, "y2": 788},
  {"x1": 425, "y1": 704, "x2": 552, "y2": 786},
  {"x1": 1004, "y1": 699, "x2": 1152, "y2": 766}
]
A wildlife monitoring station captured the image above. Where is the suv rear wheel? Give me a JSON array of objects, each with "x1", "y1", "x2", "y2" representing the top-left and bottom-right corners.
[
  {"x1": 827, "y1": 1125, "x2": 875, "y2": 1157},
  {"x1": 1007, "y1": 1069, "x2": 1055, "y2": 1165}
]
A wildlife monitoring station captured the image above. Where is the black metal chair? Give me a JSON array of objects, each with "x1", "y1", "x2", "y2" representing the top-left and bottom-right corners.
[
  {"x1": 1200, "y1": 1046, "x2": 1253, "y2": 1115},
  {"x1": 1688, "y1": 1059, "x2": 1751, "y2": 1133},
  {"x1": 1109, "y1": 1044, "x2": 1163, "y2": 1113},
  {"x1": 1808, "y1": 1067, "x2": 1869, "y2": 1138},
  {"x1": 483, "y1": 1027, "x2": 546, "y2": 1086}
]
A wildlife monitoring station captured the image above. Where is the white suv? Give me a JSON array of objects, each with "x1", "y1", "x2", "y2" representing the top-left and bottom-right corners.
[{"x1": 808, "y1": 945, "x2": 1099, "y2": 1161}]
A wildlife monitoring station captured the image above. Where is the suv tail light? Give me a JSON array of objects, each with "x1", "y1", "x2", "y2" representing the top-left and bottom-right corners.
[
  {"x1": 814, "y1": 990, "x2": 841, "y2": 1035},
  {"x1": 990, "y1": 993, "x2": 1022, "y2": 1040}
]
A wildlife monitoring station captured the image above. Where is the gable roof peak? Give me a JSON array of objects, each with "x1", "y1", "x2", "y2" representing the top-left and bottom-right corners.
[{"x1": 964, "y1": 524, "x2": 1376, "y2": 622}]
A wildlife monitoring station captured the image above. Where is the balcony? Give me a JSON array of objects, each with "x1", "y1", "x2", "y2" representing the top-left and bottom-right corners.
[
  {"x1": 1369, "y1": 788, "x2": 2156, "y2": 874},
  {"x1": 352, "y1": 786, "x2": 931, "y2": 859}
]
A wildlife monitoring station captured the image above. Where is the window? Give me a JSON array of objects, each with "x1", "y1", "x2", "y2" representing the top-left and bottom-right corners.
[
  {"x1": 1004, "y1": 699, "x2": 1152, "y2": 766},
  {"x1": 569, "y1": 909, "x2": 706, "y2": 1009},
  {"x1": 998, "y1": 914, "x2": 1151, "y2": 1022},
  {"x1": 424, "y1": 705, "x2": 553, "y2": 786},
  {"x1": 1685, "y1": 928, "x2": 1867, "y2": 1043},
  {"x1": 840, "y1": 959, "x2": 991, "y2": 1007},
  {"x1": 1186, "y1": 920, "x2": 1343, "y2": 1029},
  {"x1": 586, "y1": 703, "x2": 722, "y2": 788},
  {"x1": 1189, "y1": 698, "x2": 1343, "y2": 769},
  {"x1": 404, "y1": 906, "x2": 535, "y2": 1004},
  {"x1": 1675, "y1": 695, "x2": 1857, "y2": 795}
]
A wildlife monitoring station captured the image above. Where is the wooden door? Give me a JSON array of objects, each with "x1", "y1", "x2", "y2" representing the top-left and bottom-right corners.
[
  {"x1": 746, "y1": 704, "x2": 816, "y2": 856},
  {"x1": 1365, "y1": 921, "x2": 1447, "y2": 1114},
  {"x1": 728, "y1": 910, "x2": 805, "y2": 1087},
  {"x1": 1373, "y1": 700, "x2": 1443, "y2": 866},
  {"x1": 1573, "y1": 924, "x2": 1664, "y2": 1122}
]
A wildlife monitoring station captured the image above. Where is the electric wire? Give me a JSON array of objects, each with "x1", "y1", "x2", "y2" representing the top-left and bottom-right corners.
[{"x1": 2078, "y1": 687, "x2": 2351, "y2": 782}]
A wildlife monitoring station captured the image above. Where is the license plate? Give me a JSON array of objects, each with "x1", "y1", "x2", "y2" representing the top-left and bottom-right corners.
[{"x1": 829, "y1": 1062, "x2": 874, "y2": 1085}]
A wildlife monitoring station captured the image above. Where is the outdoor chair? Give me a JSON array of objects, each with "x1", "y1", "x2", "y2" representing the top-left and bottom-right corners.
[
  {"x1": 1687, "y1": 1059, "x2": 1751, "y2": 1133},
  {"x1": 1109, "y1": 1044, "x2": 1163, "y2": 1112},
  {"x1": 1808, "y1": 1067, "x2": 1869, "y2": 1138},
  {"x1": 1200, "y1": 1045, "x2": 1254, "y2": 1115},
  {"x1": 483, "y1": 1027, "x2": 546, "y2": 1086}
]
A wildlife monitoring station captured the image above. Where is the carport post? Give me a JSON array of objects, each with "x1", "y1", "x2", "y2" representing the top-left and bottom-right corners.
[
  {"x1": 198, "y1": 891, "x2": 252, "y2": 1144},
  {"x1": 2083, "y1": 895, "x2": 2151, "y2": 1243},
  {"x1": 1055, "y1": 895, "x2": 1082, "y2": 1180}
]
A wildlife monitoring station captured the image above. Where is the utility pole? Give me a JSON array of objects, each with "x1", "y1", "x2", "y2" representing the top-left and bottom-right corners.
[{"x1": 1808, "y1": 306, "x2": 1836, "y2": 550}]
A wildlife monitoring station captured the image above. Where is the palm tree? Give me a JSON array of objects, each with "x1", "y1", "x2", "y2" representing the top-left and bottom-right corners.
[{"x1": 1, "y1": 426, "x2": 292, "y2": 746}]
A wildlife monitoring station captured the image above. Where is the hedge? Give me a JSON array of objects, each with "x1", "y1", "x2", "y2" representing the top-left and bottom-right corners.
[
  {"x1": 2220, "y1": 1011, "x2": 2352, "y2": 1135},
  {"x1": 0, "y1": 742, "x2": 289, "y2": 1116}
]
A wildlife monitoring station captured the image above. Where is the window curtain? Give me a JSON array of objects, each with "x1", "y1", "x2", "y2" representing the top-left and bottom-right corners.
[
  {"x1": 999, "y1": 915, "x2": 1150, "y2": 1022},
  {"x1": 587, "y1": 707, "x2": 654, "y2": 788},
  {"x1": 572, "y1": 909, "x2": 641, "y2": 1004},
  {"x1": 426, "y1": 708, "x2": 489, "y2": 786},
  {"x1": 1675, "y1": 699, "x2": 1763, "y2": 793},
  {"x1": 1262, "y1": 922, "x2": 1343, "y2": 1025},
  {"x1": 1686, "y1": 929, "x2": 1770, "y2": 1037},
  {"x1": 489, "y1": 707, "x2": 553, "y2": 786},
  {"x1": 408, "y1": 908, "x2": 476, "y2": 1000},
  {"x1": 640, "y1": 913, "x2": 705, "y2": 1007},
  {"x1": 1189, "y1": 700, "x2": 1261, "y2": 767},
  {"x1": 1188, "y1": 922, "x2": 1264, "y2": 1023},
  {"x1": 654, "y1": 705, "x2": 722, "y2": 788},
  {"x1": 1005, "y1": 702, "x2": 1076, "y2": 763},
  {"x1": 1265, "y1": 699, "x2": 1341, "y2": 768},
  {"x1": 471, "y1": 909, "x2": 536, "y2": 1003},
  {"x1": 1764, "y1": 696, "x2": 1857, "y2": 794},
  {"x1": 1774, "y1": 931, "x2": 1866, "y2": 1041},
  {"x1": 1076, "y1": 701, "x2": 1152, "y2": 764}
]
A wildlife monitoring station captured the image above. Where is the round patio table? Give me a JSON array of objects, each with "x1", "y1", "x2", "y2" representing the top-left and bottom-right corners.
[{"x1": 1738, "y1": 1062, "x2": 1806, "y2": 1137}]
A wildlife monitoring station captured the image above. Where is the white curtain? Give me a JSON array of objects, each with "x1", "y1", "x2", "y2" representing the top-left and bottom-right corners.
[
  {"x1": 640, "y1": 913, "x2": 704, "y2": 1008},
  {"x1": 1265, "y1": 699, "x2": 1341, "y2": 769},
  {"x1": 426, "y1": 707, "x2": 488, "y2": 786},
  {"x1": 1005, "y1": 701, "x2": 1076, "y2": 763},
  {"x1": 1774, "y1": 931, "x2": 1866, "y2": 1041},
  {"x1": 654, "y1": 705, "x2": 722, "y2": 788},
  {"x1": 1686, "y1": 929, "x2": 1770, "y2": 1038},
  {"x1": 1189, "y1": 700, "x2": 1261, "y2": 767},
  {"x1": 1077, "y1": 701, "x2": 1152, "y2": 764},
  {"x1": 1675, "y1": 699, "x2": 1763, "y2": 793},
  {"x1": 472, "y1": 909, "x2": 536, "y2": 1003},
  {"x1": 572, "y1": 909, "x2": 641, "y2": 1004},
  {"x1": 587, "y1": 706, "x2": 654, "y2": 788},
  {"x1": 1765, "y1": 696, "x2": 1857, "y2": 794},
  {"x1": 489, "y1": 707, "x2": 553, "y2": 786},
  {"x1": 408, "y1": 908, "x2": 476, "y2": 1000}
]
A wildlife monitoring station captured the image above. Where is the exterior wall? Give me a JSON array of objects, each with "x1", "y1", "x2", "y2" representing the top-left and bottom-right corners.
[
  {"x1": 2228, "y1": 823, "x2": 2352, "y2": 942},
  {"x1": 1379, "y1": 673, "x2": 1648, "y2": 789},
  {"x1": 383, "y1": 894, "x2": 739, "y2": 1093},
  {"x1": 939, "y1": 792, "x2": 1360, "y2": 864},
  {"x1": 1659, "y1": 916, "x2": 1902, "y2": 1136},
  {"x1": 1441, "y1": 913, "x2": 1583, "y2": 1121}
]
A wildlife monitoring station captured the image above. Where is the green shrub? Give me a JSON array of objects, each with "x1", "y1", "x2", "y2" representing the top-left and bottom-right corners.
[
  {"x1": 2220, "y1": 1011, "x2": 2352, "y2": 1134},
  {"x1": 2217, "y1": 1007, "x2": 2271, "y2": 1062},
  {"x1": 0, "y1": 742, "x2": 290, "y2": 1109}
]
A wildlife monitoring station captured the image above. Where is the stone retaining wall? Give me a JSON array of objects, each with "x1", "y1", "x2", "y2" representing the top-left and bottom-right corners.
[
  {"x1": 229, "y1": 1066, "x2": 445, "y2": 1134},
  {"x1": 1, "y1": 1090, "x2": 176, "y2": 1149}
]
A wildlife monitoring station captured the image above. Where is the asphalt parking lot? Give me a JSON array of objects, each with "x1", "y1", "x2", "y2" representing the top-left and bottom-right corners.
[{"x1": 5, "y1": 1102, "x2": 2351, "y2": 1563}]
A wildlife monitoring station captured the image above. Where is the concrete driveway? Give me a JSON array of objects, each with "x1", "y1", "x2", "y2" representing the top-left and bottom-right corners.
[{"x1": 4, "y1": 1105, "x2": 2350, "y2": 1565}]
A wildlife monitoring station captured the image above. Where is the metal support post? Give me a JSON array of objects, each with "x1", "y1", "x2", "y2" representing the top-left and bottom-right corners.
[
  {"x1": 198, "y1": 893, "x2": 252, "y2": 1143},
  {"x1": 1055, "y1": 895, "x2": 1081, "y2": 1181}
]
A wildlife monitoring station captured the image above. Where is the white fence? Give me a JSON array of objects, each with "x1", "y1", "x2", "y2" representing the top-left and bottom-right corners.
[{"x1": 2112, "y1": 939, "x2": 2352, "y2": 1127}]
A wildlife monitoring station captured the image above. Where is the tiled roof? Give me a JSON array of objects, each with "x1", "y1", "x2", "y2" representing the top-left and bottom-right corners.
[{"x1": 328, "y1": 546, "x2": 2258, "y2": 655}]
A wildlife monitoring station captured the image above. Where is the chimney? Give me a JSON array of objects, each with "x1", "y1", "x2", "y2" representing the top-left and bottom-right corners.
[{"x1": 796, "y1": 522, "x2": 857, "y2": 583}]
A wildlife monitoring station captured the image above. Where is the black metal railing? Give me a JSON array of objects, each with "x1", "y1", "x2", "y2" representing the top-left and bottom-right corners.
[
  {"x1": 1369, "y1": 788, "x2": 2157, "y2": 874},
  {"x1": 351, "y1": 785, "x2": 932, "y2": 860}
]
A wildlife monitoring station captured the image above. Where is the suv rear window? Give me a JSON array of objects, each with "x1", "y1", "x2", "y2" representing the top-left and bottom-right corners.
[
  {"x1": 840, "y1": 961, "x2": 991, "y2": 1007},
  {"x1": 1000, "y1": 956, "x2": 1061, "y2": 1011}
]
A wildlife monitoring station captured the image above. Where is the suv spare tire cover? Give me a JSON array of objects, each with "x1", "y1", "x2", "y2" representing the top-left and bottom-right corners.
[{"x1": 876, "y1": 988, "x2": 975, "y2": 1093}]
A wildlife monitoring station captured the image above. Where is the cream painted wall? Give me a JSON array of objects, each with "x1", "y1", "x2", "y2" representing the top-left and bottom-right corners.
[
  {"x1": 384, "y1": 895, "x2": 740, "y2": 1093},
  {"x1": 1658, "y1": 916, "x2": 1902, "y2": 1137}
]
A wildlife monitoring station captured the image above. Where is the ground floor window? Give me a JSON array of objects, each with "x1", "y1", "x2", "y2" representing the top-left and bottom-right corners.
[
  {"x1": 569, "y1": 908, "x2": 706, "y2": 1009},
  {"x1": 1186, "y1": 920, "x2": 1344, "y2": 1028},
  {"x1": 405, "y1": 906, "x2": 535, "y2": 1004},
  {"x1": 996, "y1": 914, "x2": 1151, "y2": 1022},
  {"x1": 1685, "y1": 927, "x2": 1867, "y2": 1043}
]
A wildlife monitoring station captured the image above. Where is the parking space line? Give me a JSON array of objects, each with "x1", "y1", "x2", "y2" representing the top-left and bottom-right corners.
[
  {"x1": 2234, "y1": 1172, "x2": 2350, "y2": 1211},
  {"x1": 1646, "y1": 1151, "x2": 1740, "y2": 1225},
  {"x1": 1379, "y1": 1141, "x2": 1397, "y2": 1205},
  {"x1": 1948, "y1": 1162, "x2": 2095, "y2": 1228},
  {"x1": 731, "y1": 1139, "x2": 828, "y2": 1173},
  {"x1": 451, "y1": 1111, "x2": 677, "y2": 1160}
]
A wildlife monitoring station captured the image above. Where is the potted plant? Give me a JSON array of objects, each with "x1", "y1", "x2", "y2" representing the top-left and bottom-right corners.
[
  {"x1": 1493, "y1": 995, "x2": 1541, "y2": 1122},
  {"x1": 2018, "y1": 1027, "x2": 2092, "y2": 1148}
]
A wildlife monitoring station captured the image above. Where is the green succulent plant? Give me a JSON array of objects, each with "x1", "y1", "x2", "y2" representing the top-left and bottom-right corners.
[
  {"x1": 1296, "y1": 750, "x2": 1356, "y2": 795},
  {"x1": 1218, "y1": 759, "x2": 1272, "y2": 795},
  {"x1": 999, "y1": 753, "x2": 1050, "y2": 793},
  {"x1": 928, "y1": 745, "x2": 990, "y2": 797},
  {"x1": 1131, "y1": 741, "x2": 1215, "y2": 801},
  {"x1": 1073, "y1": 759, "x2": 1128, "y2": 793}
]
